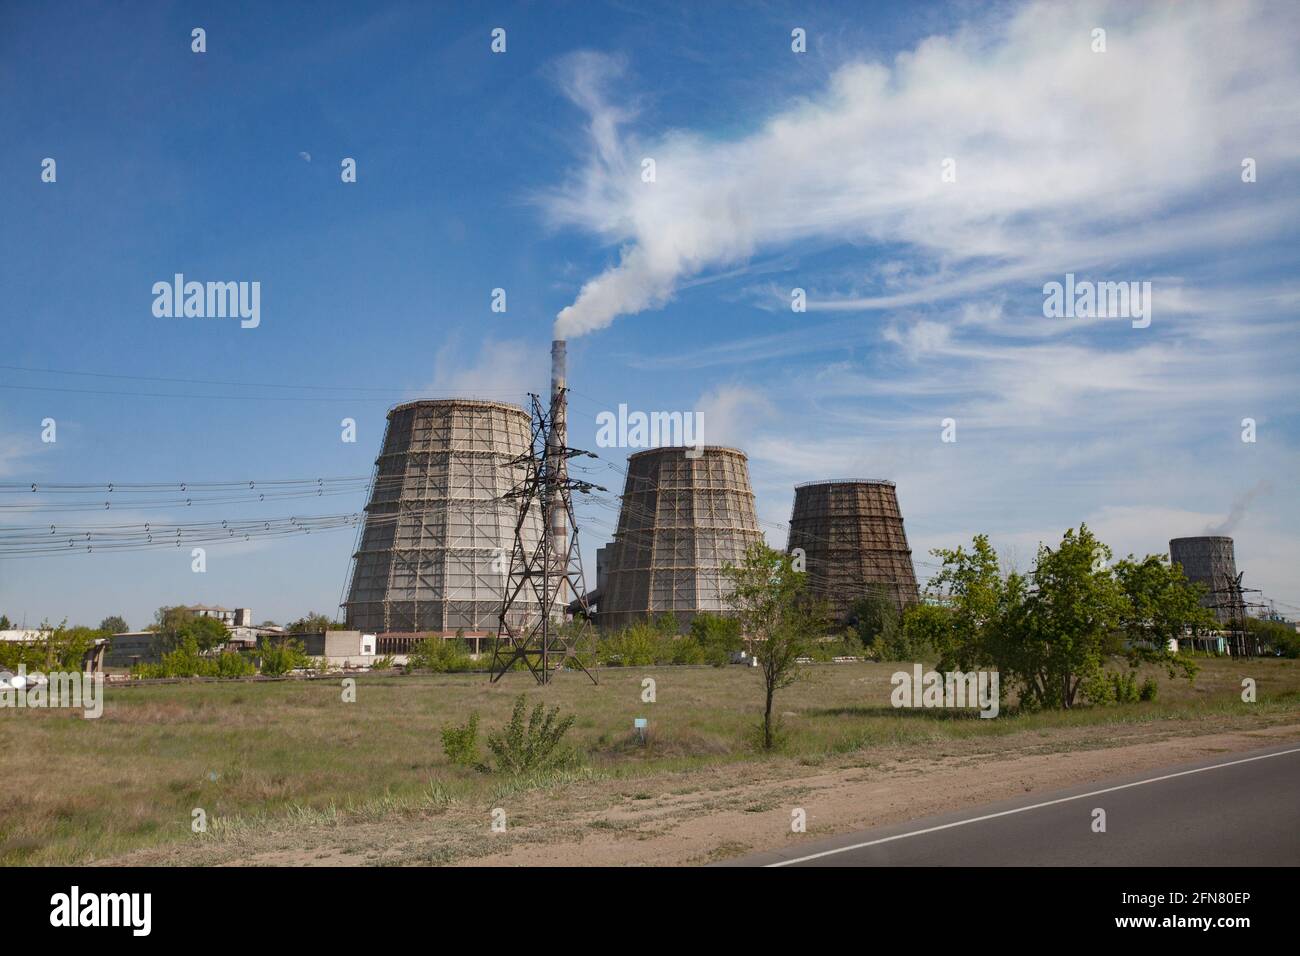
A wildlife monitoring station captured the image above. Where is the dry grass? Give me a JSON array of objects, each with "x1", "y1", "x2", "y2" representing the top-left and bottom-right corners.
[{"x1": 1, "y1": 657, "x2": 1296, "y2": 865}]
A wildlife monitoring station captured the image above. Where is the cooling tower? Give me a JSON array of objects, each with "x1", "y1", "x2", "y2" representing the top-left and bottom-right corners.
[
  {"x1": 599, "y1": 446, "x2": 763, "y2": 631},
  {"x1": 343, "y1": 399, "x2": 542, "y2": 649},
  {"x1": 1169, "y1": 536, "x2": 1241, "y2": 625},
  {"x1": 785, "y1": 479, "x2": 920, "y2": 623}
]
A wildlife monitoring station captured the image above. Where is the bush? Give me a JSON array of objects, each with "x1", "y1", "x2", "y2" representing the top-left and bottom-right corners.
[
  {"x1": 0, "y1": 621, "x2": 98, "y2": 672},
  {"x1": 258, "y1": 637, "x2": 309, "y2": 677},
  {"x1": 669, "y1": 635, "x2": 706, "y2": 665},
  {"x1": 406, "y1": 638, "x2": 477, "y2": 673},
  {"x1": 803, "y1": 634, "x2": 863, "y2": 662},
  {"x1": 485, "y1": 695, "x2": 576, "y2": 774},
  {"x1": 441, "y1": 713, "x2": 481, "y2": 767},
  {"x1": 690, "y1": 613, "x2": 743, "y2": 665},
  {"x1": 597, "y1": 622, "x2": 662, "y2": 666},
  {"x1": 1083, "y1": 669, "x2": 1143, "y2": 705},
  {"x1": 130, "y1": 637, "x2": 255, "y2": 679},
  {"x1": 370, "y1": 655, "x2": 396, "y2": 670}
]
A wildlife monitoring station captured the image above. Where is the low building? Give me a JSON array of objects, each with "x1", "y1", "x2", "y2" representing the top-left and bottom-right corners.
[
  {"x1": 104, "y1": 632, "x2": 164, "y2": 668},
  {"x1": 265, "y1": 631, "x2": 376, "y2": 668}
]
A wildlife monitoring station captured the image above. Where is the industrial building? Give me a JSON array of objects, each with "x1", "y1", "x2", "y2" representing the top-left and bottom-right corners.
[
  {"x1": 1169, "y1": 535, "x2": 1247, "y2": 626},
  {"x1": 598, "y1": 445, "x2": 764, "y2": 631},
  {"x1": 263, "y1": 630, "x2": 375, "y2": 668},
  {"x1": 341, "y1": 398, "x2": 547, "y2": 653},
  {"x1": 785, "y1": 479, "x2": 920, "y2": 623}
]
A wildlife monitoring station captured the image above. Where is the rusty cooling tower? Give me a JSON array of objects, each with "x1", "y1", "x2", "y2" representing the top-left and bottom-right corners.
[
  {"x1": 342, "y1": 399, "x2": 541, "y2": 649},
  {"x1": 785, "y1": 479, "x2": 920, "y2": 623},
  {"x1": 599, "y1": 446, "x2": 763, "y2": 631},
  {"x1": 1169, "y1": 536, "x2": 1241, "y2": 625}
]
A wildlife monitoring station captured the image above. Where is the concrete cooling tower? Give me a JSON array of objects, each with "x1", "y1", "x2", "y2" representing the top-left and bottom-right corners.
[
  {"x1": 1169, "y1": 535, "x2": 1241, "y2": 625},
  {"x1": 342, "y1": 399, "x2": 543, "y2": 651},
  {"x1": 785, "y1": 479, "x2": 920, "y2": 623},
  {"x1": 599, "y1": 446, "x2": 763, "y2": 631}
]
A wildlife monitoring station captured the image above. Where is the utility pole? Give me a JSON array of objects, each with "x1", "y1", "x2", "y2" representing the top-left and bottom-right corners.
[{"x1": 489, "y1": 391, "x2": 602, "y2": 685}]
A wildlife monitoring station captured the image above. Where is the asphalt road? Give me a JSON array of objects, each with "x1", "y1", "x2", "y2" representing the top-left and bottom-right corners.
[{"x1": 734, "y1": 741, "x2": 1300, "y2": 867}]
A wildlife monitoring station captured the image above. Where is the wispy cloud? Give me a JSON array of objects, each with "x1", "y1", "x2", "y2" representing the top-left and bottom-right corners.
[{"x1": 544, "y1": 0, "x2": 1300, "y2": 336}]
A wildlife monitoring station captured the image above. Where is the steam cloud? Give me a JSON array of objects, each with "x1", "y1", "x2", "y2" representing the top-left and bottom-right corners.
[
  {"x1": 1205, "y1": 481, "x2": 1272, "y2": 536},
  {"x1": 547, "y1": 0, "x2": 1300, "y2": 338}
]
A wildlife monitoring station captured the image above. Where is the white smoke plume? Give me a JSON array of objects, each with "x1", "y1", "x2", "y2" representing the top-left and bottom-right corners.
[
  {"x1": 1205, "y1": 480, "x2": 1272, "y2": 536},
  {"x1": 546, "y1": 0, "x2": 1300, "y2": 338}
]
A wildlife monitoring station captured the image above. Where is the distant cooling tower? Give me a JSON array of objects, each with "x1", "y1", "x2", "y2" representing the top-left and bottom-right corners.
[
  {"x1": 786, "y1": 479, "x2": 920, "y2": 623},
  {"x1": 599, "y1": 446, "x2": 763, "y2": 631},
  {"x1": 1169, "y1": 536, "x2": 1241, "y2": 625},
  {"x1": 343, "y1": 399, "x2": 542, "y2": 648}
]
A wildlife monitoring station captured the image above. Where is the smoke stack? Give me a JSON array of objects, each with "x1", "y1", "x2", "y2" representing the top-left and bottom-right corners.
[{"x1": 549, "y1": 340, "x2": 569, "y2": 602}]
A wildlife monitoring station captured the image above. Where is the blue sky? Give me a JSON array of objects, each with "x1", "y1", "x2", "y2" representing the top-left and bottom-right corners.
[{"x1": 2, "y1": 0, "x2": 1298, "y2": 629}]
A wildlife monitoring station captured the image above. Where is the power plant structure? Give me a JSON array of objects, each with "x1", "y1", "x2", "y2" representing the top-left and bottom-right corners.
[
  {"x1": 341, "y1": 398, "x2": 544, "y2": 654},
  {"x1": 785, "y1": 479, "x2": 920, "y2": 623},
  {"x1": 1169, "y1": 535, "x2": 1244, "y2": 626},
  {"x1": 598, "y1": 445, "x2": 763, "y2": 631}
]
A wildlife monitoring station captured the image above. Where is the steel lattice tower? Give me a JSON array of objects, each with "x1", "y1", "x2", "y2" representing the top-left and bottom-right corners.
[{"x1": 489, "y1": 387, "x2": 602, "y2": 685}]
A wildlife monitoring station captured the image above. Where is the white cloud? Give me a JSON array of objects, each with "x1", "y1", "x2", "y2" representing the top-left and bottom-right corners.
[
  {"x1": 426, "y1": 338, "x2": 547, "y2": 404},
  {"x1": 545, "y1": 0, "x2": 1300, "y2": 336}
]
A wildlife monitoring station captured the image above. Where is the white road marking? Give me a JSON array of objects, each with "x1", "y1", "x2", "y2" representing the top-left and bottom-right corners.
[{"x1": 767, "y1": 745, "x2": 1300, "y2": 867}]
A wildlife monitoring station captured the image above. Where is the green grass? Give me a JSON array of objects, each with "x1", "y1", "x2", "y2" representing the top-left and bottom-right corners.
[{"x1": 0, "y1": 657, "x2": 1296, "y2": 864}]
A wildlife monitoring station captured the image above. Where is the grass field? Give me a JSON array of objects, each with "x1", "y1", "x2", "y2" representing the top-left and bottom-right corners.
[{"x1": 2, "y1": 656, "x2": 1298, "y2": 865}]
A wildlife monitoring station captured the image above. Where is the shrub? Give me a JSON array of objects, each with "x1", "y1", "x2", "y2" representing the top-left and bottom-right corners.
[
  {"x1": 1111, "y1": 670, "x2": 1140, "y2": 703},
  {"x1": 1083, "y1": 669, "x2": 1143, "y2": 705},
  {"x1": 441, "y1": 713, "x2": 481, "y2": 767},
  {"x1": 406, "y1": 638, "x2": 477, "y2": 673},
  {"x1": 1139, "y1": 676, "x2": 1158, "y2": 702},
  {"x1": 1082, "y1": 671, "x2": 1116, "y2": 705},
  {"x1": 130, "y1": 637, "x2": 255, "y2": 679},
  {"x1": 597, "y1": 623, "x2": 661, "y2": 666},
  {"x1": 669, "y1": 635, "x2": 706, "y2": 665},
  {"x1": 258, "y1": 637, "x2": 309, "y2": 677},
  {"x1": 370, "y1": 655, "x2": 396, "y2": 670},
  {"x1": 690, "y1": 613, "x2": 743, "y2": 665},
  {"x1": 485, "y1": 695, "x2": 576, "y2": 774}
]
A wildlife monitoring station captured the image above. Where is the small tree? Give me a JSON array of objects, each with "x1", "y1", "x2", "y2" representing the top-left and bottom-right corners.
[
  {"x1": 151, "y1": 606, "x2": 196, "y2": 651},
  {"x1": 287, "y1": 611, "x2": 343, "y2": 634},
  {"x1": 984, "y1": 526, "x2": 1125, "y2": 710},
  {"x1": 1112, "y1": 554, "x2": 1208, "y2": 681},
  {"x1": 178, "y1": 615, "x2": 230, "y2": 653},
  {"x1": 724, "y1": 543, "x2": 823, "y2": 750},
  {"x1": 258, "y1": 637, "x2": 308, "y2": 676}
]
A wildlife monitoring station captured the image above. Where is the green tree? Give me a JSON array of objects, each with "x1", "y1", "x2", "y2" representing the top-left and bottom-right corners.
[
  {"x1": 847, "y1": 590, "x2": 901, "y2": 655},
  {"x1": 0, "y1": 614, "x2": 11, "y2": 630},
  {"x1": 924, "y1": 534, "x2": 1009, "y2": 673},
  {"x1": 99, "y1": 615, "x2": 128, "y2": 635},
  {"x1": 177, "y1": 615, "x2": 230, "y2": 653},
  {"x1": 992, "y1": 526, "x2": 1125, "y2": 709},
  {"x1": 150, "y1": 606, "x2": 195, "y2": 651},
  {"x1": 1248, "y1": 618, "x2": 1300, "y2": 658},
  {"x1": 724, "y1": 543, "x2": 824, "y2": 750},
  {"x1": 1111, "y1": 553, "x2": 1206, "y2": 680},
  {"x1": 287, "y1": 612, "x2": 344, "y2": 634},
  {"x1": 689, "y1": 613, "x2": 743, "y2": 665}
]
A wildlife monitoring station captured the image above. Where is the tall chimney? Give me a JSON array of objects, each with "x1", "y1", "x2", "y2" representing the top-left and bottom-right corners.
[{"x1": 549, "y1": 340, "x2": 569, "y2": 604}]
